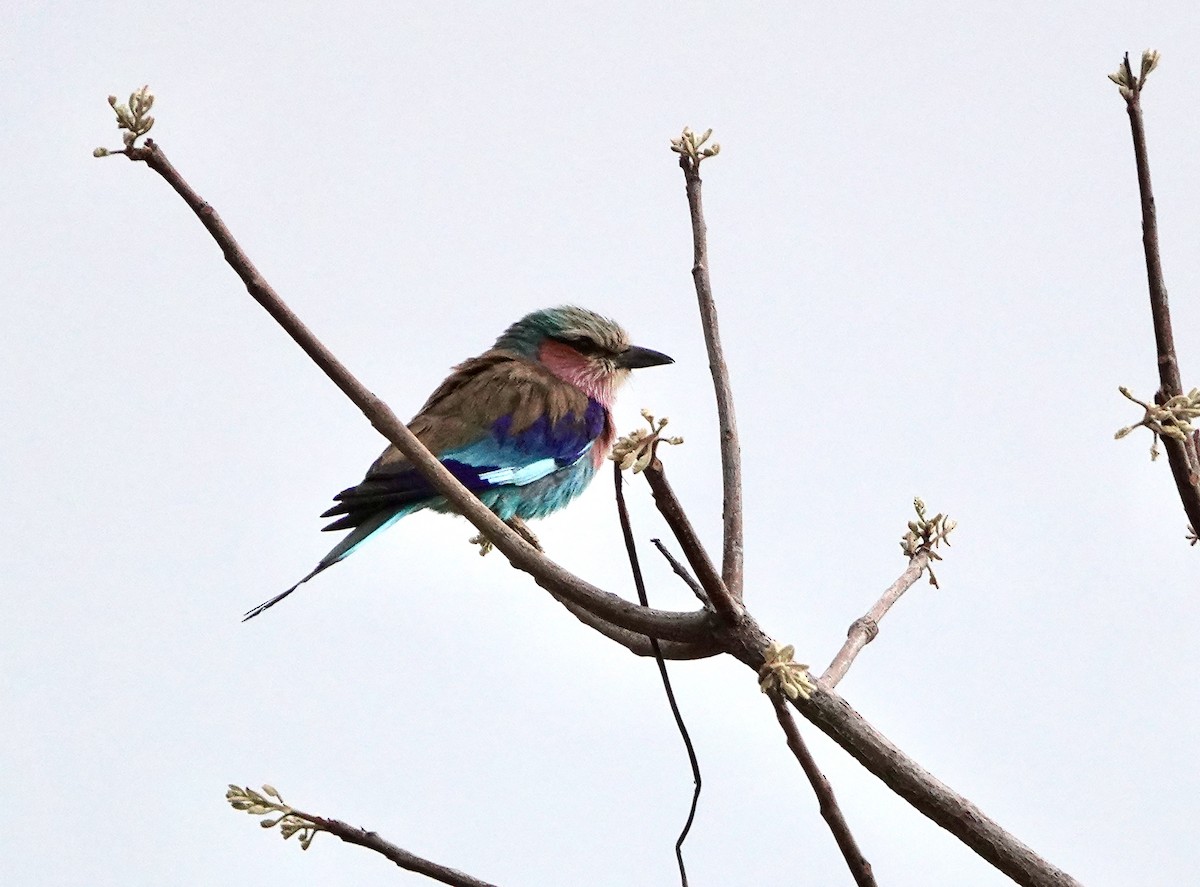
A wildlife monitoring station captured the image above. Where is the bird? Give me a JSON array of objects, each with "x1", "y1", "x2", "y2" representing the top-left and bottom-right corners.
[{"x1": 242, "y1": 305, "x2": 674, "y2": 620}]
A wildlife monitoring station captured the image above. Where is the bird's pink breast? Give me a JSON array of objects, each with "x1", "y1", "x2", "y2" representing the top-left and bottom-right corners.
[{"x1": 538, "y1": 340, "x2": 618, "y2": 468}]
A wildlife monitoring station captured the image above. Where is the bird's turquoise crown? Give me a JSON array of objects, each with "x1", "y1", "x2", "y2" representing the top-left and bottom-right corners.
[
  {"x1": 494, "y1": 305, "x2": 673, "y2": 370},
  {"x1": 493, "y1": 305, "x2": 631, "y2": 359}
]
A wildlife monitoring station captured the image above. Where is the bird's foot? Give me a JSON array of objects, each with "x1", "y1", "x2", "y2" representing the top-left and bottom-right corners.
[
  {"x1": 467, "y1": 533, "x2": 494, "y2": 556},
  {"x1": 505, "y1": 517, "x2": 543, "y2": 551},
  {"x1": 468, "y1": 519, "x2": 543, "y2": 555}
]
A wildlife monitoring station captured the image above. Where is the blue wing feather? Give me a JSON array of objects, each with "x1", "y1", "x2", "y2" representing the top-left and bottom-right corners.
[{"x1": 320, "y1": 397, "x2": 606, "y2": 529}]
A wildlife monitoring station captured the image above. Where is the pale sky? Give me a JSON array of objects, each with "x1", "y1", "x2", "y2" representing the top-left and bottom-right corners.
[{"x1": 5, "y1": 3, "x2": 1200, "y2": 885}]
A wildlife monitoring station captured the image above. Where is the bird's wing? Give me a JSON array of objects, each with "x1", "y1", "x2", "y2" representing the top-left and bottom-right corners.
[{"x1": 319, "y1": 352, "x2": 606, "y2": 530}]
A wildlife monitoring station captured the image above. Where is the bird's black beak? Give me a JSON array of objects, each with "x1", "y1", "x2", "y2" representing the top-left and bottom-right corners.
[{"x1": 615, "y1": 344, "x2": 674, "y2": 369}]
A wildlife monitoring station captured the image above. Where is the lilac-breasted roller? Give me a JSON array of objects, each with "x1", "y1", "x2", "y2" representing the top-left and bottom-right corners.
[{"x1": 243, "y1": 305, "x2": 673, "y2": 620}]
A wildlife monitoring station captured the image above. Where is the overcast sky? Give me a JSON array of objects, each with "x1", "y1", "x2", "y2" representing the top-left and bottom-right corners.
[{"x1": 5, "y1": 3, "x2": 1200, "y2": 885}]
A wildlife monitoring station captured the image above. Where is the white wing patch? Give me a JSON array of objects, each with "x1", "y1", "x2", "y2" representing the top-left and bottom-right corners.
[{"x1": 478, "y1": 442, "x2": 593, "y2": 487}]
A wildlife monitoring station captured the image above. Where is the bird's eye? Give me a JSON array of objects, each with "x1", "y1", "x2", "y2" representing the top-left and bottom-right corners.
[{"x1": 555, "y1": 335, "x2": 604, "y2": 355}]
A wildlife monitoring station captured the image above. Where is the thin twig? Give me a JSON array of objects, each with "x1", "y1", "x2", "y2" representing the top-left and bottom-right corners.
[
  {"x1": 769, "y1": 694, "x2": 876, "y2": 887},
  {"x1": 821, "y1": 552, "x2": 929, "y2": 688},
  {"x1": 614, "y1": 466, "x2": 702, "y2": 887},
  {"x1": 1116, "y1": 51, "x2": 1200, "y2": 531},
  {"x1": 117, "y1": 140, "x2": 710, "y2": 644},
  {"x1": 651, "y1": 538, "x2": 709, "y2": 606},
  {"x1": 677, "y1": 148, "x2": 744, "y2": 600},
  {"x1": 642, "y1": 459, "x2": 742, "y2": 624},
  {"x1": 289, "y1": 808, "x2": 498, "y2": 887}
]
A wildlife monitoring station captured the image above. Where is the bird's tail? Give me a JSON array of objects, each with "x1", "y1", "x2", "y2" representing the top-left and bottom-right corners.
[{"x1": 241, "y1": 509, "x2": 407, "y2": 621}]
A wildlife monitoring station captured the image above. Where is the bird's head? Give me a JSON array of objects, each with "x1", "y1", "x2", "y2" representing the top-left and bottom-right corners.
[{"x1": 494, "y1": 306, "x2": 673, "y2": 404}]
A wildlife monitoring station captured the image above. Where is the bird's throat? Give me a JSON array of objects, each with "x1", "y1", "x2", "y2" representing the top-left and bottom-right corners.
[{"x1": 538, "y1": 340, "x2": 620, "y2": 407}]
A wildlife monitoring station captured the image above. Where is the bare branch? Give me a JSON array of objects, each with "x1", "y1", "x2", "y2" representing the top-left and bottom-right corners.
[
  {"x1": 614, "y1": 465, "x2": 702, "y2": 887},
  {"x1": 116, "y1": 138, "x2": 710, "y2": 644},
  {"x1": 306, "y1": 813, "x2": 498, "y2": 887},
  {"x1": 821, "y1": 552, "x2": 928, "y2": 688},
  {"x1": 673, "y1": 128, "x2": 744, "y2": 600},
  {"x1": 769, "y1": 694, "x2": 876, "y2": 887},
  {"x1": 1113, "y1": 50, "x2": 1200, "y2": 533}
]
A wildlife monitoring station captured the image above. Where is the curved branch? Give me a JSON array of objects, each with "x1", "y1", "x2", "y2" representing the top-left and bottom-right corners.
[
  {"x1": 551, "y1": 594, "x2": 721, "y2": 659},
  {"x1": 121, "y1": 140, "x2": 711, "y2": 644}
]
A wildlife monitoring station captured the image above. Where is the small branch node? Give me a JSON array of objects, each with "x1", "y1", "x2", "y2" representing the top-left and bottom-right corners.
[
  {"x1": 848, "y1": 616, "x2": 879, "y2": 643},
  {"x1": 758, "y1": 641, "x2": 815, "y2": 701}
]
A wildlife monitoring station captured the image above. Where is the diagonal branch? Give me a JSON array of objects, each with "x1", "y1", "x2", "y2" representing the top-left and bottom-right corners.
[
  {"x1": 296, "y1": 809, "x2": 498, "y2": 887},
  {"x1": 1115, "y1": 50, "x2": 1200, "y2": 532},
  {"x1": 675, "y1": 136, "x2": 744, "y2": 600},
  {"x1": 227, "y1": 785, "x2": 497, "y2": 887},
  {"x1": 117, "y1": 139, "x2": 711, "y2": 644},
  {"x1": 642, "y1": 459, "x2": 742, "y2": 624},
  {"x1": 821, "y1": 552, "x2": 929, "y2": 688},
  {"x1": 651, "y1": 538, "x2": 709, "y2": 606},
  {"x1": 769, "y1": 694, "x2": 876, "y2": 887},
  {"x1": 720, "y1": 622, "x2": 1082, "y2": 887}
]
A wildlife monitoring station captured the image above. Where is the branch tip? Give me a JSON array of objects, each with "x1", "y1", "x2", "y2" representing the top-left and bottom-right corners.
[
  {"x1": 226, "y1": 784, "x2": 323, "y2": 850},
  {"x1": 670, "y1": 126, "x2": 721, "y2": 165},
  {"x1": 1109, "y1": 49, "x2": 1160, "y2": 99},
  {"x1": 899, "y1": 498, "x2": 956, "y2": 588},
  {"x1": 96, "y1": 85, "x2": 156, "y2": 156},
  {"x1": 612, "y1": 409, "x2": 683, "y2": 473}
]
